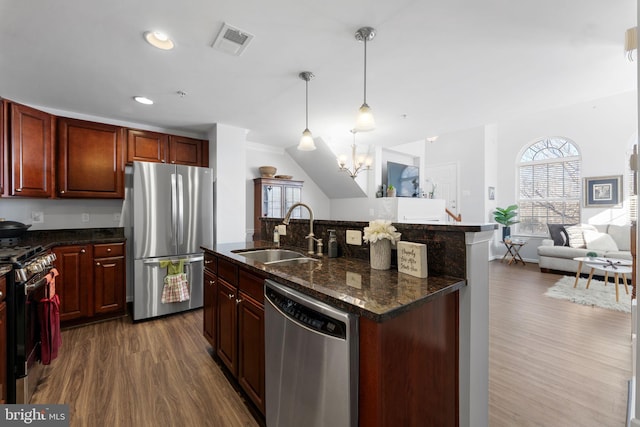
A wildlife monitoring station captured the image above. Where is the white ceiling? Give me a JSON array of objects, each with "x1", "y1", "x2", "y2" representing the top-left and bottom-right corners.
[{"x1": 0, "y1": 0, "x2": 636, "y2": 151}]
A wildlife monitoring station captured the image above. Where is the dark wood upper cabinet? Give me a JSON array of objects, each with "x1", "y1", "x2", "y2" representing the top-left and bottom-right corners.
[
  {"x1": 169, "y1": 135, "x2": 208, "y2": 167},
  {"x1": 57, "y1": 117, "x2": 125, "y2": 198},
  {"x1": 0, "y1": 100, "x2": 5, "y2": 195},
  {"x1": 8, "y1": 102, "x2": 55, "y2": 197},
  {"x1": 126, "y1": 130, "x2": 208, "y2": 167},
  {"x1": 127, "y1": 129, "x2": 168, "y2": 164}
]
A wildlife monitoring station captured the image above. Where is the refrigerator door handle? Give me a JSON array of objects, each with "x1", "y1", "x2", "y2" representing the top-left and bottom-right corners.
[
  {"x1": 143, "y1": 255, "x2": 204, "y2": 265},
  {"x1": 171, "y1": 173, "x2": 178, "y2": 246},
  {"x1": 177, "y1": 173, "x2": 184, "y2": 245}
]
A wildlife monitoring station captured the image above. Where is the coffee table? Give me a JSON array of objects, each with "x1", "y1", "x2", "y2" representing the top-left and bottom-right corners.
[{"x1": 581, "y1": 257, "x2": 632, "y2": 302}]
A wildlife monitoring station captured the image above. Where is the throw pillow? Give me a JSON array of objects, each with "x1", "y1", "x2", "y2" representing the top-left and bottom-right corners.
[
  {"x1": 584, "y1": 230, "x2": 619, "y2": 252},
  {"x1": 565, "y1": 224, "x2": 598, "y2": 248},
  {"x1": 565, "y1": 225, "x2": 586, "y2": 248},
  {"x1": 547, "y1": 224, "x2": 572, "y2": 246}
]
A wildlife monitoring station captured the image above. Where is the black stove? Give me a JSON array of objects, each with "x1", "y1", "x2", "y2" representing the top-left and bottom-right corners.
[{"x1": 0, "y1": 241, "x2": 56, "y2": 403}]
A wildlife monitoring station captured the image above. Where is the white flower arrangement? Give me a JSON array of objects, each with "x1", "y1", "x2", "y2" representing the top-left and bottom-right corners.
[{"x1": 363, "y1": 220, "x2": 401, "y2": 244}]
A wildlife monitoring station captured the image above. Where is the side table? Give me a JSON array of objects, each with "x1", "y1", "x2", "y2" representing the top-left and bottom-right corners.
[{"x1": 501, "y1": 239, "x2": 527, "y2": 265}]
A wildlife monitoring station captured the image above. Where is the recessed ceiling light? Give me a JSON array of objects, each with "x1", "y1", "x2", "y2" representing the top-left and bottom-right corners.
[
  {"x1": 144, "y1": 31, "x2": 174, "y2": 50},
  {"x1": 134, "y1": 96, "x2": 154, "y2": 105}
]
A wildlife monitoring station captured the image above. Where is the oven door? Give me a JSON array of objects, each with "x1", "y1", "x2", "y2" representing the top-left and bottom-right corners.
[{"x1": 13, "y1": 272, "x2": 47, "y2": 403}]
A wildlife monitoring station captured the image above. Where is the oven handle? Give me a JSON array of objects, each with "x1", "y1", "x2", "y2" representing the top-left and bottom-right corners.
[{"x1": 25, "y1": 275, "x2": 48, "y2": 295}]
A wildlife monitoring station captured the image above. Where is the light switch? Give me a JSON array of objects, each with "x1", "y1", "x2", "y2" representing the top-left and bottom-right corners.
[{"x1": 82, "y1": 213, "x2": 90, "y2": 223}]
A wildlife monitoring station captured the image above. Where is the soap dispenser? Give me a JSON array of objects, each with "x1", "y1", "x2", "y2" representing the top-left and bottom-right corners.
[{"x1": 328, "y1": 229, "x2": 338, "y2": 258}]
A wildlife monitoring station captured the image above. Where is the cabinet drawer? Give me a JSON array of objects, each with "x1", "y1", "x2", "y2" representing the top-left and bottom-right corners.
[
  {"x1": 239, "y1": 269, "x2": 265, "y2": 304},
  {"x1": 0, "y1": 275, "x2": 5, "y2": 303},
  {"x1": 218, "y1": 258, "x2": 238, "y2": 285},
  {"x1": 204, "y1": 252, "x2": 217, "y2": 274},
  {"x1": 93, "y1": 242, "x2": 124, "y2": 258}
]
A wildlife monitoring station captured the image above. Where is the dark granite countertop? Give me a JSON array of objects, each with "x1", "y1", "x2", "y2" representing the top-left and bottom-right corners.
[
  {"x1": 204, "y1": 241, "x2": 466, "y2": 322},
  {"x1": 13, "y1": 228, "x2": 125, "y2": 250}
]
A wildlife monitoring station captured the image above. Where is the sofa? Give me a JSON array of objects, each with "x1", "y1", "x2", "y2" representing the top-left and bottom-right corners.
[{"x1": 537, "y1": 223, "x2": 632, "y2": 274}]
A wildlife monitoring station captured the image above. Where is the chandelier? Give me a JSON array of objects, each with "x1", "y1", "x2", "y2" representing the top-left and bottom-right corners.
[{"x1": 337, "y1": 130, "x2": 372, "y2": 178}]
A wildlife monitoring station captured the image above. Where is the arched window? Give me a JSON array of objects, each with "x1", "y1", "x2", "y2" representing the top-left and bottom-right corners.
[{"x1": 518, "y1": 137, "x2": 581, "y2": 235}]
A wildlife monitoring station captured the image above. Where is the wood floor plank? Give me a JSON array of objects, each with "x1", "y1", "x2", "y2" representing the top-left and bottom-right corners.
[{"x1": 30, "y1": 260, "x2": 631, "y2": 426}]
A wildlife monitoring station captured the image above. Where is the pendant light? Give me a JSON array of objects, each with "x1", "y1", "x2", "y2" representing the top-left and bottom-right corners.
[
  {"x1": 297, "y1": 71, "x2": 316, "y2": 151},
  {"x1": 354, "y1": 27, "x2": 376, "y2": 132}
]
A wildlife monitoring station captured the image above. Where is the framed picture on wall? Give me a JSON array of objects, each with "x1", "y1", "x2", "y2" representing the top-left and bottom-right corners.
[{"x1": 583, "y1": 175, "x2": 622, "y2": 207}]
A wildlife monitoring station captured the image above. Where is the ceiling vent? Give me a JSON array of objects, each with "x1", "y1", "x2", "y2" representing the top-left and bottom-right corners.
[{"x1": 212, "y1": 23, "x2": 254, "y2": 56}]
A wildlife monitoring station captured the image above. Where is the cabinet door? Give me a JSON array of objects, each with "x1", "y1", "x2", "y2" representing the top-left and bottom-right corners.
[
  {"x1": 93, "y1": 256, "x2": 125, "y2": 315},
  {"x1": 10, "y1": 102, "x2": 54, "y2": 197},
  {"x1": 284, "y1": 186, "x2": 302, "y2": 218},
  {"x1": 238, "y1": 292, "x2": 265, "y2": 414},
  {"x1": 57, "y1": 117, "x2": 125, "y2": 198},
  {"x1": 262, "y1": 184, "x2": 283, "y2": 218},
  {"x1": 127, "y1": 129, "x2": 168, "y2": 164},
  {"x1": 0, "y1": 100, "x2": 5, "y2": 195},
  {"x1": 168, "y1": 135, "x2": 208, "y2": 167},
  {"x1": 216, "y1": 279, "x2": 238, "y2": 376},
  {"x1": 0, "y1": 301, "x2": 5, "y2": 404},
  {"x1": 203, "y1": 269, "x2": 217, "y2": 348},
  {"x1": 53, "y1": 245, "x2": 93, "y2": 321}
]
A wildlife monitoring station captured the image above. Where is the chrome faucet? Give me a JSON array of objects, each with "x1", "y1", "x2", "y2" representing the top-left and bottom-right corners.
[{"x1": 282, "y1": 202, "x2": 322, "y2": 255}]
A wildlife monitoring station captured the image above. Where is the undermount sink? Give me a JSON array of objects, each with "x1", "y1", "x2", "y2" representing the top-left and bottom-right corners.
[{"x1": 233, "y1": 248, "x2": 318, "y2": 265}]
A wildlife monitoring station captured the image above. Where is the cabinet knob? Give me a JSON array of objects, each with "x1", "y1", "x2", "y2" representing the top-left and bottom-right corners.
[
  {"x1": 0, "y1": 291, "x2": 3, "y2": 299},
  {"x1": 96, "y1": 262, "x2": 101, "y2": 266},
  {"x1": 227, "y1": 293, "x2": 234, "y2": 300},
  {"x1": 80, "y1": 249, "x2": 86, "y2": 253},
  {"x1": 60, "y1": 190, "x2": 65, "y2": 194},
  {"x1": 204, "y1": 260, "x2": 212, "y2": 264},
  {"x1": 161, "y1": 160, "x2": 166, "y2": 163},
  {"x1": 209, "y1": 280, "x2": 215, "y2": 285},
  {"x1": 107, "y1": 248, "x2": 112, "y2": 252},
  {"x1": 235, "y1": 298, "x2": 242, "y2": 304},
  {"x1": 15, "y1": 188, "x2": 22, "y2": 192}
]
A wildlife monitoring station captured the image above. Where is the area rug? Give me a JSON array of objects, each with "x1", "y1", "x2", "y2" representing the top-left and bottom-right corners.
[{"x1": 544, "y1": 276, "x2": 632, "y2": 313}]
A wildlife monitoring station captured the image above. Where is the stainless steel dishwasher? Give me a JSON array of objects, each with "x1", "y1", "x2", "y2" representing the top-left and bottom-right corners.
[{"x1": 264, "y1": 279, "x2": 358, "y2": 427}]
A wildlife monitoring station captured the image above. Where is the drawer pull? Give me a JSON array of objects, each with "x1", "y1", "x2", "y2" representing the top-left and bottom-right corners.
[
  {"x1": 204, "y1": 260, "x2": 213, "y2": 264},
  {"x1": 107, "y1": 248, "x2": 112, "y2": 252}
]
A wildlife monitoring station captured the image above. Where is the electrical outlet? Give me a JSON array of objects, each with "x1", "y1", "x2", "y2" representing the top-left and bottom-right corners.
[
  {"x1": 82, "y1": 213, "x2": 90, "y2": 223},
  {"x1": 346, "y1": 272, "x2": 362, "y2": 289},
  {"x1": 31, "y1": 211, "x2": 44, "y2": 224},
  {"x1": 346, "y1": 230, "x2": 362, "y2": 245},
  {"x1": 276, "y1": 224, "x2": 287, "y2": 236},
  {"x1": 114, "y1": 213, "x2": 121, "y2": 223}
]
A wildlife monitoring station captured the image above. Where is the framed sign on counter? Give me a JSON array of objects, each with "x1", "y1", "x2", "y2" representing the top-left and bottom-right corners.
[{"x1": 583, "y1": 175, "x2": 622, "y2": 207}]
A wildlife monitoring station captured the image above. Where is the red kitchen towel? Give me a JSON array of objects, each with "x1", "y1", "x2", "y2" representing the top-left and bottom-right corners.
[{"x1": 40, "y1": 269, "x2": 62, "y2": 365}]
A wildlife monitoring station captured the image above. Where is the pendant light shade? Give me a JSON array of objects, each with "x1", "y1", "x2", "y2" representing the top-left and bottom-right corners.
[
  {"x1": 354, "y1": 27, "x2": 376, "y2": 132},
  {"x1": 297, "y1": 71, "x2": 316, "y2": 151}
]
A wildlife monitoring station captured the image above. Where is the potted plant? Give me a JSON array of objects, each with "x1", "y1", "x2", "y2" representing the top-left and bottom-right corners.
[
  {"x1": 493, "y1": 204, "x2": 519, "y2": 241},
  {"x1": 387, "y1": 184, "x2": 396, "y2": 197},
  {"x1": 363, "y1": 220, "x2": 401, "y2": 270}
]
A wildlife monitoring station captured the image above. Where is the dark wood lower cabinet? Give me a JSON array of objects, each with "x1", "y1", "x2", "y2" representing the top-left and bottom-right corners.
[
  {"x1": 53, "y1": 242, "x2": 126, "y2": 326},
  {"x1": 205, "y1": 251, "x2": 266, "y2": 416},
  {"x1": 237, "y1": 292, "x2": 265, "y2": 413},
  {"x1": 53, "y1": 245, "x2": 92, "y2": 322},
  {"x1": 359, "y1": 290, "x2": 459, "y2": 427},
  {"x1": 203, "y1": 269, "x2": 216, "y2": 348},
  {"x1": 93, "y1": 256, "x2": 125, "y2": 315}
]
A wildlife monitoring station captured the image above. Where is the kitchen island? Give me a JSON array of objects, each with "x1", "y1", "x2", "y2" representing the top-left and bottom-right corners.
[{"x1": 203, "y1": 221, "x2": 495, "y2": 427}]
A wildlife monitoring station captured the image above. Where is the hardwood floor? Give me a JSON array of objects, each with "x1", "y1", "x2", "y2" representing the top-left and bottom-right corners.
[
  {"x1": 31, "y1": 261, "x2": 632, "y2": 426},
  {"x1": 31, "y1": 311, "x2": 260, "y2": 427},
  {"x1": 489, "y1": 260, "x2": 631, "y2": 427}
]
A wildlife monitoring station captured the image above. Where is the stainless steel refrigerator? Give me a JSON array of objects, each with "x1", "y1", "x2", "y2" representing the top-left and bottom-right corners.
[{"x1": 132, "y1": 161, "x2": 214, "y2": 321}]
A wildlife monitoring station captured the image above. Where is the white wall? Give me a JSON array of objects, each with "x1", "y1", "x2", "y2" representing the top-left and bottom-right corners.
[
  {"x1": 246, "y1": 143, "x2": 330, "y2": 239},
  {"x1": 496, "y1": 91, "x2": 637, "y2": 227},
  {"x1": 424, "y1": 126, "x2": 487, "y2": 223},
  {"x1": 211, "y1": 124, "x2": 248, "y2": 244}
]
